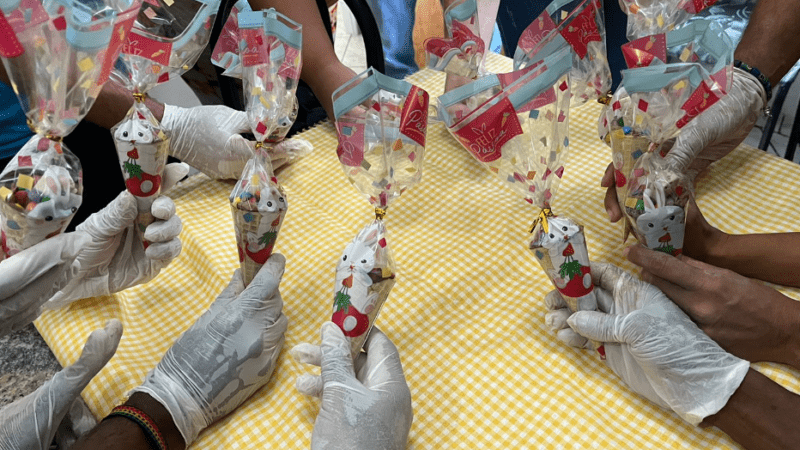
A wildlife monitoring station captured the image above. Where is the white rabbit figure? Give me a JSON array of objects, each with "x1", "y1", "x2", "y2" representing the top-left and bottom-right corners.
[
  {"x1": 537, "y1": 216, "x2": 596, "y2": 310},
  {"x1": 24, "y1": 166, "x2": 82, "y2": 247},
  {"x1": 114, "y1": 118, "x2": 155, "y2": 144},
  {"x1": 256, "y1": 184, "x2": 287, "y2": 214},
  {"x1": 332, "y1": 223, "x2": 381, "y2": 337},
  {"x1": 636, "y1": 180, "x2": 685, "y2": 256}
]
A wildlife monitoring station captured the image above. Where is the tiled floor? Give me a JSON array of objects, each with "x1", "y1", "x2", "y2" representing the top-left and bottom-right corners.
[{"x1": 333, "y1": 4, "x2": 798, "y2": 164}]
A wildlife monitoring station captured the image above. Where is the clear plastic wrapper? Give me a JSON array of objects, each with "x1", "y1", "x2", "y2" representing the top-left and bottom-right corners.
[
  {"x1": 0, "y1": 0, "x2": 142, "y2": 260},
  {"x1": 423, "y1": 0, "x2": 484, "y2": 79},
  {"x1": 598, "y1": 20, "x2": 733, "y2": 253},
  {"x1": 621, "y1": 0, "x2": 719, "y2": 39},
  {"x1": 332, "y1": 68, "x2": 429, "y2": 359},
  {"x1": 227, "y1": 8, "x2": 301, "y2": 285},
  {"x1": 211, "y1": 5, "x2": 310, "y2": 160},
  {"x1": 440, "y1": 46, "x2": 599, "y2": 320},
  {"x1": 111, "y1": 0, "x2": 220, "y2": 245},
  {"x1": 230, "y1": 148, "x2": 286, "y2": 286},
  {"x1": 513, "y1": 0, "x2": 611, "y2": 106}
]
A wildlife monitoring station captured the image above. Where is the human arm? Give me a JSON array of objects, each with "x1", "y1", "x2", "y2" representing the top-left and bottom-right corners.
[
  {"x1": 291, "y1": 323, "x2": 413, "y2": 450},
  {"x1": 0, "y1": 320, "x2": 122, "y2": 450},
  {"x1": 248, "y1": 0, "x2": 356, "y2": 120},
  {"x1": 626, "y1": 245, "x2": 800, "y2": 368}
]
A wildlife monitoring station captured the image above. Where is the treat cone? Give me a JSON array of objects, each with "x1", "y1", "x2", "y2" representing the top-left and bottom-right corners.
[
  {"x1": 231, "y1": 200, "x2": 286, "y2": 286},
  {"x1": 331, "y1": 220, "x2": 396, "y2": 360},
  {"x1": 113, "y1": 102, "x2": 169, "y2": 244},
  {"x1": 529, "y1": 217, "x2": 597, "y2": 312},
  {"x1": 609, "y1": 129, "x2": 650, "y2": 243},
  {"x1": 0, "y1": 137, "x2": 82, "y2": 260}
]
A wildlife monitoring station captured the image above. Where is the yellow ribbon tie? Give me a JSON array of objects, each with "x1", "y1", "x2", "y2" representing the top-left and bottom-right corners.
[
  {"x1": 596, "y1": 90, "x2": 613, "y2": 105},
  {"x1": 132, "y1": 93, "x2": 146, "y2": 103},
  {"x1": 375, "y1": 207, "x2": 387, "y2": 220},
  {"x1": 529, "y1": 207, "x2": 554, "y2": 234}
]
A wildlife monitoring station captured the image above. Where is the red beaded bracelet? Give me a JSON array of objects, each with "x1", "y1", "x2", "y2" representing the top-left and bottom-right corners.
[{"x1": 104, "y1": 405, "x2": 168, "y2": 450}]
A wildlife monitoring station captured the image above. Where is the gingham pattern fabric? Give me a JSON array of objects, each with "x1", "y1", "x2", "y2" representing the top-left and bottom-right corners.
[{"x1": 36, "y1": 53, "x2": 800, "y2": 449}]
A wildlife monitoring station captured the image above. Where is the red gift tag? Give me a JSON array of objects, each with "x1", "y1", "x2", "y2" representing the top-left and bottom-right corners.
[
  {"x1": 453, "y1": 97, "x2": 522, "y2": 163},
  {"x1": 622, "y1": 34, "x2": 667, "y2": 68},
  {"x1": 399, "y1": 86, "x2": 429, "y2": 147},
  {"x1": 336, "y1": 120, "x2": 366, "y2": 167},
  {"x1": 123, "y1": 31, "x2": 172, "y2": 66},
  {"x1": 517, "y1": 13, "x2": 557, "y2": 55},
  {"x1": 97, "y1": 4, "x2": 140, "y2": 84},
  {"x1": 559, "y1": 1, "x2": 601, "y2": 59},
  {"x1": 240, "y1": 28, "x2": 268, "y2": 67},
  {"x1": 676, "y1": 81, "x2": 720, "y2": 128},
  {"x1": 0, "y1": 11, "x2": 23, "y2": 57}
]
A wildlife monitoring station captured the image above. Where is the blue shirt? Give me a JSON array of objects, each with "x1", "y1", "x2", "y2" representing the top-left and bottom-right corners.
[{"x1": 0, "y1": 80, "x2": 33, "y2": 159}]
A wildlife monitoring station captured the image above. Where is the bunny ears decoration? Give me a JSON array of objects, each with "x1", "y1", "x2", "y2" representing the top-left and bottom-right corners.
[{"x1": 330, "y1": 69, "x2": 429, "y2": 359}]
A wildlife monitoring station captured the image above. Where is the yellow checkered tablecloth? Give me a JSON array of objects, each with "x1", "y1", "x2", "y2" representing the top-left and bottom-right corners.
[{"x1": 36, "y1": 53, "x2": 800, "y2": 449}]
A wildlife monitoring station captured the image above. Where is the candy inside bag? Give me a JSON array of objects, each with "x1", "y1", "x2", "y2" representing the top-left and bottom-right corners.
[
  {"x1": 513, "y1": 0, "x2": 611, "y2": 106},
  {"x1": 230, "y1": 148, "x2": 286, "y2": 286},
  {"x1": 0, "y1": 138, "x2": 82, "y2": 259},
  {"x1": 620, "y1": 0, "x2": 719, "y2": 39},
  {"x1": 0, "y1": 0, "x2": 142, "y2": 260},
  {"x1": 331, "y1": 69, "x2": 429, "y2": 358},
  {"x1": 423, "y1": 0, "x2": 484, "y2": 79}
]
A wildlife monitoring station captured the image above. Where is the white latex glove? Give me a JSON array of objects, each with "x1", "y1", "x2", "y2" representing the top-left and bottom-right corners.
[
  {"x1": 292, "y1": 322, "x2": 412, "y2": 450},
  {"x1": 131, "y1": 255, "x2": 288, "y2": 446},
  {"x1": 663, "y1": 68, "x2": 766, "y2": 179},
  {"x1": 0, "y1": 233, "x2": 89, "y2": 336},
  {"x1": 0, "y1": 319, "x2": 122, "y2": 450},
  {"x1": 162, "y1": 104, "x2": 253, "y2": 180},
  {"x1": 547, "y1": 262, "x2": 750, "y2": 425},
  {"x1": 46, "y1": 163, "x2": 188, "y2": 309}
]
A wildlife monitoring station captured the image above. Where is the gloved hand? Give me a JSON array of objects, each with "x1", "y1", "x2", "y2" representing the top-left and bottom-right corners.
[
  {"x1": 546, "y1": 261, "x2": 749, "y2": 425},
  {"x1": 131, "y1": 254, "x2": 288, "y2": 446},
  {"x1": 162, "y1": 104, "x2": 253, "y2": 180},
  {"x1": 46, "y1": 163, "x2": 188, "y2": 309},
  {"x1": 0, "y1": 319, "x2": 122, "y2": 450},
  {"x1": 292, "y1": 323, "x2": 413, "y2": 450},
  {"x1": 0, "y1": 233, "x2": 87, "y2": 336},
  {"x1": 663, "y1": 67, "x2": 766, "y2": 179}
]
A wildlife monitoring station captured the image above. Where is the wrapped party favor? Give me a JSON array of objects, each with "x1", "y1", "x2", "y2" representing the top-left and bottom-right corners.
[
  {"x1": 441, "y1": 47, "x2": 598, "y2": 315},
  {"x1": 332, "y1": 69, "x2": 429, "y2": 359},
  {"x1": 599, "y1": 20, "x2": 733, "y2": 253},
  {"x1": 621, "y1": 0, "x2": 719, "y2": 39},
  {"x1": 424, "y1": 0, "x2": 484, "y2": 79},
  {"x1": 513, "y1": 0, "x2": 611, "y2": 106},
  {"x1": 211, "y1": 2, "x2": 311, "y2": 167},
  {"x1": 111, "y1": 0, "x2": 220, "y2": 245},
  {"x1": 227, "y1": 8, "x2": 301, "y2": 285},
  {"x1": 0, "y1": 0, "x2": 142, "y2": 260}
]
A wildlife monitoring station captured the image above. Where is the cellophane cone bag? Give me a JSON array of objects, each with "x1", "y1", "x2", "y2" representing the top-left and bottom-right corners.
[
  {"x1": 111, "y1": 0, "x2": 220, "y2": 244},
  {"x1": 0, "y1": 0, "x2": 142, "y2": 260},
  {"x1": 513, "y1": 0, "x2": 611, "y2": 106},
  {"x1": 423, "y1": 0, "x2": 484, "y2": 79},
  {"x1": 211, "y1": 4, "x2": 311, "y2": 165},
  {"x1": 441, "y1": 46, "x2": 598, "y2": 315},
  {"x1": 598, "y1": 20, "x2": 733, "y2": 254},
  {"x1": 621, "y1": 0, "x2": 719, "y2": 39},
  {"x1": 332, "y1": 68, "x2": 429, "y2": 359},
  {"x1": 227, "y1": 9, "x2": 301, "y2": 285},
  {"x1": 230, "y1": 148, "x2": 286, "y2": 286}
]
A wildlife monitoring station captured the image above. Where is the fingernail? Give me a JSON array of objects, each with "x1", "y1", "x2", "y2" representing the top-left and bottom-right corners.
[{"x1": 606, "y1": 208, "x2": 613, "y2": 220}]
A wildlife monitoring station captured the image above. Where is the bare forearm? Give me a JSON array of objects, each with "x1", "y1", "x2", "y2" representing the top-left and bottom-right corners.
[
  {"x1": 705, "y1": 369, "x2": 800, "y2": 450},
  {"x1": 734, "y1": 0, "x2": 800, "y2": 84},
  {"x1": 73, "y1": 393, "x2": 185, "y2": 450},
  {"x1": 249, "y1": 0, "x2": 354, "y2": 119},
  {"x1": 85, "y1": 81, "x2": 165, "y2": 129},
  {"x1": 707, "y1": 232, "x2": 800, "y2": 287}
]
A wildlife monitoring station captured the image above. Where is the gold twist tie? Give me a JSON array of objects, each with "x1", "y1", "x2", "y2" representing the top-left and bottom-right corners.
[
  {"x1": 255, "y1": 141, "x2": 264, "y2": 149},
  {"x1": 597, "y1": 90, "x2": 613, "y2": 105},
  {"x1": 375, "y1": 207, "x2": 387, "y2": 220},
  {"x1": 44, "y1": 134, "x2": 62, "y2": 142},
  {"x1": 529, "y1": 207, "x2": 554, "y2": 234},
  {"x1": 132, "y1": 93, "x2": 146, "y2": 103}
]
